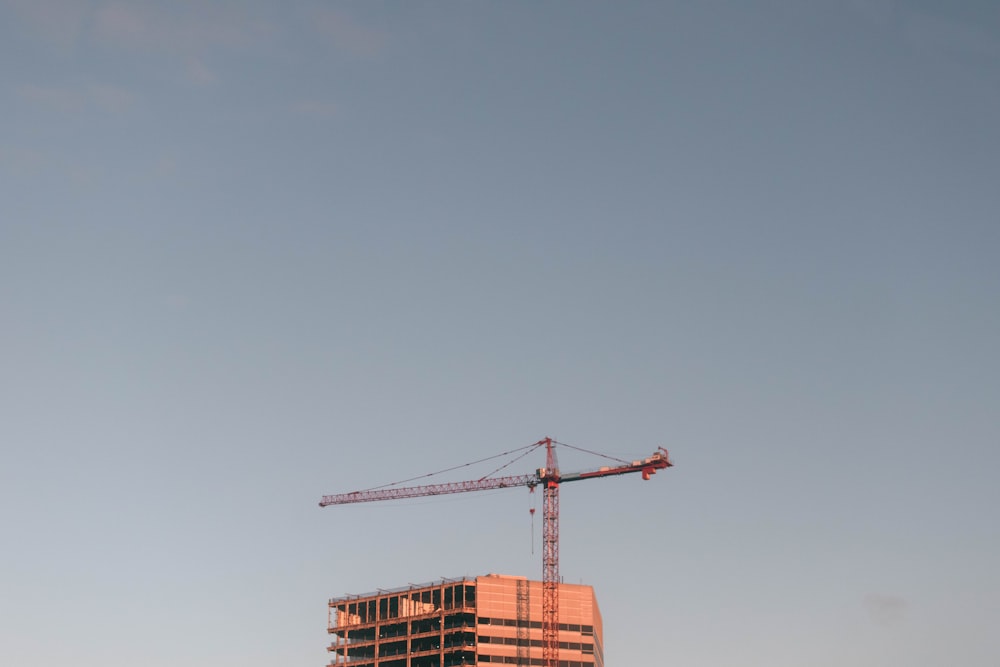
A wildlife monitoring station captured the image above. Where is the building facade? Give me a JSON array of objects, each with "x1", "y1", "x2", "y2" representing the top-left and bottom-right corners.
[{"x1": 327, "y1": 574, "x2": 603, "y2": 667}]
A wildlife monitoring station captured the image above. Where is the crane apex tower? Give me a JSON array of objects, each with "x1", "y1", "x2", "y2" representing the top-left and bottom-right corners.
[{"x1": 327, "y1": 574, "x2": 603, "y2": 667}]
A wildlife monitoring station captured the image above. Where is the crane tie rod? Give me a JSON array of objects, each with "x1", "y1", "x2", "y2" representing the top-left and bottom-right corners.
[{"x1": 346, "y1": 441, "x2": 545, "y2": 494}]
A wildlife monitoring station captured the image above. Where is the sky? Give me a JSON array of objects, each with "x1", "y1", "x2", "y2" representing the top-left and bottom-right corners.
[{"x1": 1, "y1": 1, "x2": 998, "y2": 665}]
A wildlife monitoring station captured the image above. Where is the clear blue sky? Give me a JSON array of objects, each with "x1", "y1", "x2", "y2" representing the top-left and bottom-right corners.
[{"x1": 2, "y1": 2, "x2": 998, "y2": 666}]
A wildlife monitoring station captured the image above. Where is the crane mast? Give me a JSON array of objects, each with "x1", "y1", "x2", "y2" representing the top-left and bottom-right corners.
[
  {"x1": 319, "y1": 437, "x2": 672, "y2": 667},
  {"x1": 541, "y1": 439, "x2": 560, "y2": 667}
]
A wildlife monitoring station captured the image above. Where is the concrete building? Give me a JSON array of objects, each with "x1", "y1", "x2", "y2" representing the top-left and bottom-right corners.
[{"x1": 327, "y1": 574, "x2": 603, "y2": 667}]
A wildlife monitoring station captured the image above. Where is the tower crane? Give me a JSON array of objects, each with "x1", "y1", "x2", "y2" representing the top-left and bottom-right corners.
[{"x1": 319, "y1": 437, "x2": 673, "y2": 667}]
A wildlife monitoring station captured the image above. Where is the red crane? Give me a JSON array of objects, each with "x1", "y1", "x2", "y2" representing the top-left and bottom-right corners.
[{"x1": 319, "y1": 437, "x2": 673, "y2": 667}]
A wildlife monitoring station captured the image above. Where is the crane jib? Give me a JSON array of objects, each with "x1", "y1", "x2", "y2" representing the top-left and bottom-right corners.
[
  {"x1": 318, "y1": 473, "x2": 539, "y2": 507},
  {"x1": 318, "y1": 449, "x2": 672, "y2": 506}
]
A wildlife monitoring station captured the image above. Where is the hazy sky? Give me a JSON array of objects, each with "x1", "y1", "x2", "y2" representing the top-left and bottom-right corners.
[{"x1": 2, "y1": 2, "x2": 998, "y2": 666}]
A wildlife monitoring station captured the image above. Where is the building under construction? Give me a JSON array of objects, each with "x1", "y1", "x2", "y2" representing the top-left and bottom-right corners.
[{"x1": 327, "y1": 574, "x2": 603, "y2": 667}]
